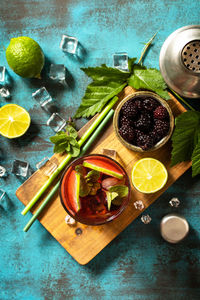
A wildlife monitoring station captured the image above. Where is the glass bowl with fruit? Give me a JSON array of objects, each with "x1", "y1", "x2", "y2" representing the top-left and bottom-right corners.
[
  {"x1": 59, "y1": 154, "x2": 131, "y2": 225},
  {"x1": 113, "y1": 91, "x2": 174, "y2": 152}
]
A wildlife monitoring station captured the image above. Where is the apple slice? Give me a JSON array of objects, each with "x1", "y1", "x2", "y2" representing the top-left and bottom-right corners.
[{"x1": 83, "y1": 160, "x2": 123, "y2": 179}]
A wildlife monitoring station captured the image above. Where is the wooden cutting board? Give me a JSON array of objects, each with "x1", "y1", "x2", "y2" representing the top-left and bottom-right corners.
[{"x1": 16, "y1": 86, "x2": 191, "y2": 265}]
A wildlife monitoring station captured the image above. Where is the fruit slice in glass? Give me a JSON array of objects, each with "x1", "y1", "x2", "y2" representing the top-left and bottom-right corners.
[{"x1": 59, "y1": 154, "x2": 131, "y2": 225}]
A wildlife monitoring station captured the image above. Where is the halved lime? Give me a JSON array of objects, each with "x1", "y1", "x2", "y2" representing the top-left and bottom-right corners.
[
  {"x1": 131, "y1": 158, "x2": 168, "y2": 193},
  {"x1": 0, "y1": 104, "x2": 31, "y2": 139}
]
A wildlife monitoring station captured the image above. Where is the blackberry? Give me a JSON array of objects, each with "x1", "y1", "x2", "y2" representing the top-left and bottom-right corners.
[
  {"x1": 154, "y1": 105, "x2": 169, "y2": 120},
  {"x1": 121, "y1": 100, "x2": 138, "y2": 118},
  {"x1": 154, "y1": 119, "x2": 169, "y2": 137},
  {"x1": 143, "y1": 97, "x2": 159, "y2": 111},
  {"x1": 134, "y1": 113, "x2": 152, "y2": 132},
  {"x1": 134, "y1": 129, "x2": 143, "y2": 139},
  {"x1": 134, "y1": 98, "x2": 143, "y2": 110},
  {"x1": 119, "y1": 125, "x2": 135, "y2": 143},
  {"x1": 119, "y1": 115, "x2": 133, "y2": 127},
  {"x1": 150, "y1": 129, "x2": 163, "y2": 144},
  {"x1": 136, "y1": 134, "x2": 154, "y2": 150}
]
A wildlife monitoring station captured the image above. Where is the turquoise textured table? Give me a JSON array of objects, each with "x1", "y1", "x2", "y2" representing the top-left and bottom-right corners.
[{"x1": 0, "y1": 1, "x2": 200, "y2": 299}]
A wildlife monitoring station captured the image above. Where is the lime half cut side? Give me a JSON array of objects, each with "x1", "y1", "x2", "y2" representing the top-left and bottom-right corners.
[
  {"x1": 0, "y1": 104, "x2": 31, "y2": 138},
  {"x1": 131, "y1": 158, "x2": 168, "y2": 194}
]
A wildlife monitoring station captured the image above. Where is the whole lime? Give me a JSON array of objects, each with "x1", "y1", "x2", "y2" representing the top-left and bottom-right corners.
[{"x1": 6, "y1": 36, "x2": 45, "y2": 78}]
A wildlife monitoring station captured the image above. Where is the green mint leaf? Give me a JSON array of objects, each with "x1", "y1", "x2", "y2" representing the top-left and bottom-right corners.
[
  {"x1": 65, "y1": 143, "x2": 71, "y2": 152},
  {"x1": 192, "y1": 133, "x2": 200, "y2": 177},
  {"x1": 68, "y1": 136, "x2": 78, "y2": 146},
  {"x1": 50, "y1": 133, "x2": 67, "y2": 144},
  {"x1": 75, "y1": 165, "x2": 85, "y2": 176},
  {"x1": 68, "y1": 140, "x2": 80, "y2": 157},
  {"x1": 85, "y1": 170, "x2": 100, "y2": 182},
  {"x1": 81, "y1": 64, "x2": 130, "y2": 81},
  {"x1": 128, "y1": 65, "x2": 170, "y2": 100},
  {"x1": 89, "y1": 182, "x2": 101, "y2": 195},
  {"x1": 79, "y1": 177, "x2": 90, "y2": 197},
  {"x1": 106, "y1": 185, "x2": 128, "y2": 210},
  {"x1": 108, "y1": 185, "x2": 128, "y2": 198},
  {"x1": 53, "y1": 142, "x2": 69, "y2": 153},
  {"x1": 106, "y1": 191, "x2": 118, "y2": 211},
  {"x1": 65, "y1": 125, "x2": 78, "y2": 139},
  {"x1": 74, "y1": 81, "x2": 126, "y2": 118},
  {"x1": 171, "y1": 111, "x2": 200, "y2": 166}
]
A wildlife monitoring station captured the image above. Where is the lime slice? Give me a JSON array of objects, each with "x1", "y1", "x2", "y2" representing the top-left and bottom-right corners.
[
  {"x1": 83, "y1": 160, "x2": 123, "y2": 179},
  {"x1": 6, "y1": 36, "x2": 44, "y2": 78},
  {"x1": 0, "y1": 104, "x2": 31, "y2": 138},
  {"x1": 131, "y1": 158, "x2": 168, "y2": 193}
]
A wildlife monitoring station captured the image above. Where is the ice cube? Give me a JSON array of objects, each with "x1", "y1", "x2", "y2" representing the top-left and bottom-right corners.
[
  {"x1": 32, "y1": 87, "x2": 52, "y2": 111},
  {"x1": 60, "y1": 35, "x2": 78, "y2": 54},
  {"x1": 0, "y1": 189, "x2": 10, "y2": 210},
  {"x1": 169, "y1": 197, "x2": 180, "y2": 208},
  {"x1": 141, "y1": 214, "x2": 152, "y2": 224},
  {"x1": 36, "y1": 157, "x2": 57, "y2": 177},
  {"x1": 65, "y1": 215, "x2": 76, "y2": 225},
  {"x1": 11, "y1": 160, "x2": 29, "y2": 177},
  {"x1": 49, "y1": 64, "x2": 67, "y2": 85},
  {"x1": 47, "y1": 113, "x2": 66, "y2": 132},
  {"x1": 134, "y1": 200, "x2": 144, "y2": 211},
  {"x1": 0, "y1": 66, "x2": 5, "y2": 84},
  {"x1": 0, "y1": 166, "x2": 7, "y2": 177},
  {"x1": 102, "y1": 149, "x2": 117, "y2": 159},
  {"x1": 113, "y1": 52, "x2": 129, "y2": 71},
  {"x1": 0, "y1": 87, "x2": 10, "y2": 98}
]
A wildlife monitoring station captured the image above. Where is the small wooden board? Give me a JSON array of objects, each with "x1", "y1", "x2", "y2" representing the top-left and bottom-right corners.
[{"x1": 16, "y1": 86, "x2": 191, "y2": 265}]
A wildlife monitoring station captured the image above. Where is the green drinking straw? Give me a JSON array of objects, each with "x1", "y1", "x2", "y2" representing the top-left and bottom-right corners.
[
  {"x1": 23, "y1": 109, "x2": 114, "y2": 232},
  {"x1": 21, "y1": 95, "x2": 120, "y2": 216}
]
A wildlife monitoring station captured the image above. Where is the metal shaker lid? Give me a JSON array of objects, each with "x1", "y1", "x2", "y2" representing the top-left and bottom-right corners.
[
  {"x1": 160, "y1": 214, "x2": 189, "y2": 243},
  {"x1": 159, "y1": 25, "x2": 200, "y2": 98}
]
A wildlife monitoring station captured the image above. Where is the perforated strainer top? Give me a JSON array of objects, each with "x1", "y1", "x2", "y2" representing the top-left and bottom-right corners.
[
  {"x1": 159, "y1": 25, "x2": 200, "y2": 98},
  {"x1": 182, "y1": 40, "x2": 200, "y2": 73}
]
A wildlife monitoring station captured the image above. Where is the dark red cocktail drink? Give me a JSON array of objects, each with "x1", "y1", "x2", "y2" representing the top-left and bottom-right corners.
[{"x1": 59, "y1": 154, "x2": 130, "y2": 225}]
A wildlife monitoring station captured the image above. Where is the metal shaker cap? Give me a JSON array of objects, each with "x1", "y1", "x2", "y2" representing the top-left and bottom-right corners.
[
  {"x1": 159, "y1": 25, "x2": 200, "y2": 98},
  {"x1": 160, "y1": 214, "x2": 189, "y2": 243}
]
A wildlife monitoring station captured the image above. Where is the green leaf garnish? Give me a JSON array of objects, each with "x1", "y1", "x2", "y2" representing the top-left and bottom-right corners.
[
  {"x1": 75, "y1": 165, "x2": 85, "y2": 176},
  {"x1": 128, "y1": 65, "x2": 170, "y2": 100},
  {"x1": 85, "y1": 170, "x2": 100, "y2": 182},
  {"x1": 50, "y1": 125, "x2": 80, "y2": 156},
  {"x1": 106, "y1": 185, "x2": 128, "y2": 210},
  {"x1": 109, "y1": 185, "x2": 129, "y2": 198},
  {"x1": 74, "y1": 80, "x2": 126, "y2": 118},
  {"x1": 68, "y1": 140, "x2": 80, "y2": 157},
  {"x1": 171, "y1": 111, "x2": 200, "y2": 177},
  {"x1": 75, "y1": 166, "x2": 101, "y2": 197},
  {"x1": 65, "y1": 124, "x2": 78, "y2": 139},
  {"x1": 106, "y1": 191, "x2": 118, "y2": 211},
  {"x1": 81, "y1": 64, "x2": 131, "y2": 81}
]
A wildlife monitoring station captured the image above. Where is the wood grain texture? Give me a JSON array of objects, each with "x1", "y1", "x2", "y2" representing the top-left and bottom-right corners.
[{"x1": 16, "y1": 86, "x2": 191, "y2": 265}]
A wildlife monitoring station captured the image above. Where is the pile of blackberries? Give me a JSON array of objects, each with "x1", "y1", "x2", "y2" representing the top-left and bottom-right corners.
[{"x1": 118, "y1": 97, "x2": 170, "y2": 150}]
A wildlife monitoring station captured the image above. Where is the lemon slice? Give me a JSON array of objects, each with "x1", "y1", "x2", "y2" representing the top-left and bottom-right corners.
[
  {"x1": 0, "y1": 104, "x2": 31, "y2": 138},
  {"x1": 131, "y1": 158, "x2": 168, "y2": 193}
]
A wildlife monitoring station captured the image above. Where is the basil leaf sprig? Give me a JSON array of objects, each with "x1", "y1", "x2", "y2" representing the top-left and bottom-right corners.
[
  {"x1": 171, "y1": 111, "x2": 200, "y2": 177},
  {"x1": 50, "y1": 124, "x2": 80, "y2": 157}
]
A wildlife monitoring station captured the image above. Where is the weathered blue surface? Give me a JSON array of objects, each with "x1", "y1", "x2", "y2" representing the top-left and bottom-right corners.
[{"x1": 0, "y1": 1, "x2": 200, "y2": 299}]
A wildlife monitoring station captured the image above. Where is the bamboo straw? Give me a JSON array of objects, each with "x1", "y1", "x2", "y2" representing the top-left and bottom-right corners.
[
  {"x1": 21, "y1": 95, "x2": 119, "y2": 216},
  {"x1": 23, "y1": 109, "x2": 114, "y2": 232}
]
